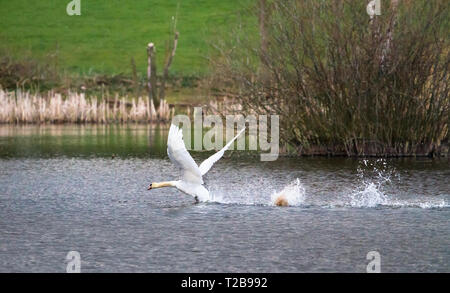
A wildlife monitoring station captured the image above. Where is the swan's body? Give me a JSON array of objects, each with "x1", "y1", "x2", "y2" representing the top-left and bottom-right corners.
[{"x1": 148, "y1": 124, "x2": 245, "y2": 202}]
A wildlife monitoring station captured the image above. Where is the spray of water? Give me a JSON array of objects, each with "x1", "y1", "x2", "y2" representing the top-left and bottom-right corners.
[
  {"x1": 348, "y1": 159, "x2": 448, "y2": 209},
  {"x1": 348, "y1": 159, "x2": 391, "y2": 207},
  {"x1": 208, "y1": 177, "x2": 307, "y2": 207},
  {"x1": 349, "y1": 182, "x2": 388, "y2": 207},
  {"x1": 207, "y1": 159, "x2": 447, "y2": 209},
  {"x1": 270, "y1": 178, "x2": 306, "y2": 206}
]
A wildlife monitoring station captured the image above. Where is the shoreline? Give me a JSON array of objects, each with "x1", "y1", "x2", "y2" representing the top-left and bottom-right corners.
[{"x1": 1, "y1": 123, "x2": 448, "y2": 158}]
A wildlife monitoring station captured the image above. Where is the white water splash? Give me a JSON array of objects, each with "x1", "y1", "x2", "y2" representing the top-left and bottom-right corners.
[
  {"x1": 349, "y1": 182, "x2": 388, "y2": 207},
  {"x1": 208, "y1": 176, "x2": 271, "y2": 205},
  {"x1": 210, "y1": 178, "x2": 306, "y2": 207},
  {"x1": 388, "y1": 198, "x2": 449, "y2": 209},
  {"x1": 208, "y1": 159, "x2": 448, "y2": 209},
  {"x1": 348, "y1": 159, "x2": 393, "y2": 208},
  {"x1": 270, "y1": 178, "x2": 306, "y2": 206},
  {"x1": 347, "y1": 159, "x2": 449, "y2": 209}
]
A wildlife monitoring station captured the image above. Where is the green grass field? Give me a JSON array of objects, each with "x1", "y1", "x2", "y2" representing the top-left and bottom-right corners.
[{"x1": 0, "y1": 0, "x2": 251, "y2": 77}]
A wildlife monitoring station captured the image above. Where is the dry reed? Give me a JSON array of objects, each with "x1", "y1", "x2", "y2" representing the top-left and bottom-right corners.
[{"x1": 0, "y1": 90, "x2": 173, "y2": 123}]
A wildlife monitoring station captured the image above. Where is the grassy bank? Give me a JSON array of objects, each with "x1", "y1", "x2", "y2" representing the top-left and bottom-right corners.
[{"x1": 0, "y1": 0, "x2": 250, "y2": 78}]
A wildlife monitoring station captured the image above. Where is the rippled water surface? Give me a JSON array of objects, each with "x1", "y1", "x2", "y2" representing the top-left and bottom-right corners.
[{"x1": 0, "y1": 125, "x2": 448, "y2": 272}]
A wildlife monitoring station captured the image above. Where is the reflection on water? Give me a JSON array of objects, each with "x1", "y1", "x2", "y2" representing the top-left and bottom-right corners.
[
  {"x1": 0, "y1": 124, "x2": 168, "y2": 158},
  {"x1": 0, "y1": 124, "x2": 449, "y2": 272}
]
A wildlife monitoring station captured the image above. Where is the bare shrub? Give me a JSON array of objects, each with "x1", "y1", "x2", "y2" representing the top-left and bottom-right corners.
[
  {"x1": 211, "y1": 0, "x2": 449, "y2": 156},
  {"x1": 0, "y1": 56, "x2": 60, "y2": 91}
]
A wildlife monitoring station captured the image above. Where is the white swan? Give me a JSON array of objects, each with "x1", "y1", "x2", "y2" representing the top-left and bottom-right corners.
[{"x1": 148, "y1": 124, "x2": 246, "y2": 202}]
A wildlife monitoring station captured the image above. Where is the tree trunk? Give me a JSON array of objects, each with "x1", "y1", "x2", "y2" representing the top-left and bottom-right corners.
[
  {"x1": 159, "y1": 31, "x2": 179, "y2": 101},
  {"x1": 147, "y1": 43, "x2": 159, "y2": 109}
]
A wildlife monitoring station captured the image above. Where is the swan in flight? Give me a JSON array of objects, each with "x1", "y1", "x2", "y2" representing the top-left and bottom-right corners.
[{"x1": 148, "y1": 124, "x2": 246, "y2": 202}]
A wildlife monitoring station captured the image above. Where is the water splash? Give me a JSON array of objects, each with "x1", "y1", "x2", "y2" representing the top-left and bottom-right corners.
[
  {"x1": 209, "y1": 176, "x2": 272, "y2": 205},
  {"x1": 348, "y1": 159, "x2": 394, "y2": 208},
  {"x1": 349, "y1": 182, "x2": 388, "y2": 207},
  {"x1": 270, "y1": 178, "x2": 306, "y2": 206},
  {"x1": 208, "y1": 177, "x2": 306, "y2": 207},
  {"x1": 207, "y1": 159, "x2": 448, "y2": 209},
  {"x1": 388, "y1": 199, "x2": 449, "y2": 209},
  {"x1": 346, "y1": 159, "x2": 449, "y2": 209}
]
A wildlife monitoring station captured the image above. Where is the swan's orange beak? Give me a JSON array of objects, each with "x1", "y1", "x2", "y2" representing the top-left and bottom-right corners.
[{"x1": 147, "y1": 183, "x2": 152, "y2": 190}]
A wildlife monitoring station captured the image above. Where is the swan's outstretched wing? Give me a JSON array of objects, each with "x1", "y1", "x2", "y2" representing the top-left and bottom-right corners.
[
  {"x1": 167, "y1": 124, "x2": 203, "y2": 184},
  {"x1": 199, "y1": 127, "x2": 245, "y2": 175}
]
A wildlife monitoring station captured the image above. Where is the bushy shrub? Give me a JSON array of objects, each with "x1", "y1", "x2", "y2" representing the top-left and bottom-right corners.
[{"x1": 212, "y1": 0, "x2": 449, "y2": 156}]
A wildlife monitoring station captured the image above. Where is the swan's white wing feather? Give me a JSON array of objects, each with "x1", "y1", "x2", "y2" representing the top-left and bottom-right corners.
[
  {"x1": 167, "y1": 124, "x2": 203, "y2": 184},
  {"x1": 199, "y1": 127, "x2": 245, "y2": 175}
]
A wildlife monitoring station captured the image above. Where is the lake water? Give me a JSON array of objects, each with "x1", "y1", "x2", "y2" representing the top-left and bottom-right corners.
[{"x1": 0, "y1": 125, "x2": 448, "y2": 272}]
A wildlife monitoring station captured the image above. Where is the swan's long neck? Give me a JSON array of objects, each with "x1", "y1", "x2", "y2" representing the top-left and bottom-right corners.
[{"x1": 151, "y1": 181, "x2": 178, "y2": 188}]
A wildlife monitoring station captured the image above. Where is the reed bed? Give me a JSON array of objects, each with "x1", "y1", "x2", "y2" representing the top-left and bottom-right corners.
[{"x1": 0, "y1": 90, "x2": 173, "y2": 123}]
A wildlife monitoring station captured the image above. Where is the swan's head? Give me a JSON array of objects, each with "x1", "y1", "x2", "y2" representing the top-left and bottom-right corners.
[{"x1": 147, "y1": 181, "x2": 176, "y2": 190}]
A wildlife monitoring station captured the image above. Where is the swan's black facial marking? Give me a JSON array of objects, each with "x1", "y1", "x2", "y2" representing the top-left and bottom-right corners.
[{"x1": 148, "y1": 183, "x2": 152, "y2": 190}]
